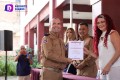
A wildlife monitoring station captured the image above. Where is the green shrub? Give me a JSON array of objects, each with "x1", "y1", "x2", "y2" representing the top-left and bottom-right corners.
[
  {"x1": 0, "y1": 60, "x2": 5, "y2": 76},
  {"x1": 0, "y1": 54, "x2": 42, "y2": 76},
  {"x1": 7, "y1": 61, "x2": 17, "y2": 76},
  {"x1": 0, "y1": 56, "x2": 16, "y2": 76},
  {"x1": 31, "y1": 55, "x2": 42, "y2": 68}
]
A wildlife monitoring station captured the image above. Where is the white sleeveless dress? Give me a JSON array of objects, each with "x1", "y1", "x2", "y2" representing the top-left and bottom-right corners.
[{"x1": 98, "y1": 31, "x2": 120, "y2": 80}]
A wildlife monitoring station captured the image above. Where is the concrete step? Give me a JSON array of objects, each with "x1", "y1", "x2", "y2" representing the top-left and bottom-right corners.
[{"x1": 0, "y1": 76, "x2": 17, "y2": 80}]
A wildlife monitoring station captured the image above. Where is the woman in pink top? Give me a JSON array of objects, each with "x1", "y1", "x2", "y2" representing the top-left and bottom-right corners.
[{"x1": 84, "y1": 14, "x2": 120, "y2": 80}]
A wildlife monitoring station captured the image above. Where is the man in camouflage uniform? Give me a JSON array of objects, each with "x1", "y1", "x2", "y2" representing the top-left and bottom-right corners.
[{"x1": 40, "y1": 18, "x2": 72, "y2": 80}]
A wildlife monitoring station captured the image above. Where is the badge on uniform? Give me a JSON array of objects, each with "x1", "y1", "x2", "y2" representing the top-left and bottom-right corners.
[{"x1": 43, "y1": 39, "x2": 48, "y2": 43}]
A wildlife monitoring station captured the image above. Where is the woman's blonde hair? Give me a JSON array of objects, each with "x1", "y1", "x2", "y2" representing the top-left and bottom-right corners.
[{"x1": 64, "y1": 28, "x2": 76, "y2": 44}]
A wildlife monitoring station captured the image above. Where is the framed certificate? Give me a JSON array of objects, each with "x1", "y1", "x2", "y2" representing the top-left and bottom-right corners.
[{"x1": 68, "y1": 41, "x2": 84, "y2": 60}]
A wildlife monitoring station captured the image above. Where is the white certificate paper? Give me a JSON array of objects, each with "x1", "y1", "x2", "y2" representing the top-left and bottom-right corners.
[{"x1": 68, "y1": 41, "x2": 84, "y2": 60}]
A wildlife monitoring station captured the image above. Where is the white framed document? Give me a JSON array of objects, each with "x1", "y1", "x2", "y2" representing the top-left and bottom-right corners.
[{"x1": 68, "y1": 41, "x2": 84, "y2": 60}]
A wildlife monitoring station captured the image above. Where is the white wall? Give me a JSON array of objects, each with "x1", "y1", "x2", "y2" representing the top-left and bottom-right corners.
[{"x1": 91, "y1": 0, "x2": 101, "y2": 36}]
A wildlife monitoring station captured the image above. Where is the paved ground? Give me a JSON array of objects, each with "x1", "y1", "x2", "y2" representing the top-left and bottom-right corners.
[{"x1": 0, "y1": 76, "x2": 17, "y2": 80}]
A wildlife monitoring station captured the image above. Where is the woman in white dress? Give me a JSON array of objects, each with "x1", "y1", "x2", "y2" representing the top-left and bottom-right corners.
[{"x1": 84, "y1": 14, "x2": 120, "y2": 80}]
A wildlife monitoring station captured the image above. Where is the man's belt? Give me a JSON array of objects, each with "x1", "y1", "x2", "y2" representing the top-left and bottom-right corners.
[{"x1": 43, "y1": 67, "x2": 62, "y2": 73}]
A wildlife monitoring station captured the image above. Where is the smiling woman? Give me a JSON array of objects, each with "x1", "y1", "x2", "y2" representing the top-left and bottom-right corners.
[
  {"x1": 87, "y1": 14, "x2": 120, "y2": 80},
  {"x1": 96, "y1": 18, "x2": 106, "y2": 32}
]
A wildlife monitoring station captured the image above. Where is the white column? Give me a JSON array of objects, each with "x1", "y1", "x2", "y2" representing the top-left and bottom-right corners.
[
  {"x1": 49, "y1": 0, "x2": 53, "y2": 26},
  {"x1": 70, "y1": 0, "x2": 73, "y2": 28}
]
